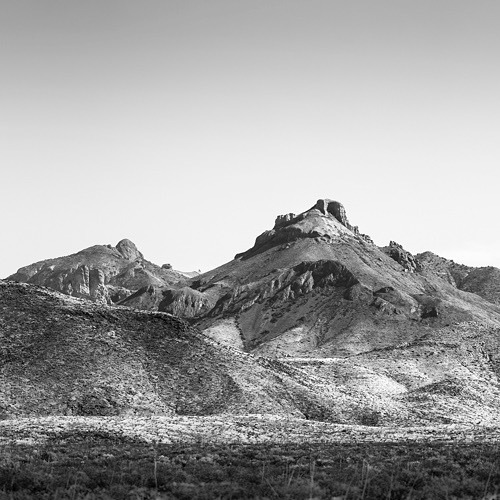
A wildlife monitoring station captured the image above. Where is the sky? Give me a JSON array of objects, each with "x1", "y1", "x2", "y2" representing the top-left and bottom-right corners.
[{"x1": 1, "y1": 0, "x2": 500, "y2": 277}]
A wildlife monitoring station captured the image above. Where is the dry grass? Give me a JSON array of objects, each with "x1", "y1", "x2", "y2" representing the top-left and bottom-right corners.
[{"x1": 2, "y1": 416, "x2": 500, "y2": 499}]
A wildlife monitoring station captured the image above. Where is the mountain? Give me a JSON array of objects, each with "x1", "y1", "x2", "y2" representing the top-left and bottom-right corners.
[
  {"x1": 6, "y1": 239, "x2": 189, "y2": 305},
  {"x1": 152, "y1": 199, "x2": 500, "y2": 357}
]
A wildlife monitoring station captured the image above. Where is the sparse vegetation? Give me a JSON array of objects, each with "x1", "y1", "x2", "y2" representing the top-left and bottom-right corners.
[
  {"x1": 1, "y1": 429, "x2": 500, "y2": 499},
  {"x1": 2, "y1": 416, "x2": 500, "y2": 499}
]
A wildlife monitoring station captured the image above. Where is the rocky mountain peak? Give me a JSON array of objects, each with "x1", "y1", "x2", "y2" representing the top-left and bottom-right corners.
[
  {"x1": 236, "y1": 198, "x2": 374, "y2": 260},
  {"x1": 311, "y1": 199, "x2": 373, "y2": 243},
  {"x1": 313, "y1": 199, "x2": 358, "y2": 233},
  {"x1": 274, "y1": 213, "x2": 296, "y2": 229},
  {"x1": 115, "y1": 239, "x2": 143, "y2": 261},
  {"x1": 314, "y1": 199, "x2": 349, "y2": 224}
]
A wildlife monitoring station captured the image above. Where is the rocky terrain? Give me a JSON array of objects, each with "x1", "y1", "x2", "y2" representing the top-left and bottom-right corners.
[
  {"x1": 418, "y1": 251, "x2": 500, "y2": 305},
  {"x1": 5, "y1": 199, "x2": 500, "y2": 427}
]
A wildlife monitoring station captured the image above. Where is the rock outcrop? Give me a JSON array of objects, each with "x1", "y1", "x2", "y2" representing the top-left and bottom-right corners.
[
  {"x1": 382, "y1": 241, "x2": 422, "y2": 273},
  {"x1": 236, "y1": 198, "x2": 372, "y2": 260},
  {"x1": 312, "y1": 199, "x2": 373, "y2": 243},
  {"x1": 314, "y1": 199, "x2": 354, "y2": 230},
  {"x1": 89, "y1": 268, "x2": 110, "y2": 303},
  {"x1": 159, "y1": 287, "x2": 217, "y2": 317},
  {"x1": 116, "y1": 238, "x2": 144, "y2": 261},
  {"x1": 274, "y1": 213, "x2": 296, "y2": 229}
]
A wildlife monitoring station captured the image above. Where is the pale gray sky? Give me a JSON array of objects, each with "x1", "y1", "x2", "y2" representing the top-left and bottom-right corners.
[{"x1": 2, "y1": 0, "x2": 500, "y2": 277}]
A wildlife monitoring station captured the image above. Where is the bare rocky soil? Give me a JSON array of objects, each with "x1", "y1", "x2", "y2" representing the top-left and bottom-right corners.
[{"x1": 3, "y1": 415, "x2": 500, "y2": 446}]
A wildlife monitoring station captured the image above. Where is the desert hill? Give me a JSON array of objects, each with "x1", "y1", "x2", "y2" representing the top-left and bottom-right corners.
[
  {"x1": 6, "y1": 239, "x2": 189, "y2": 305},
  {"x1": 287, "y1": 320, "x2": 500, "y2": 425},
  {"x1": 0, "y1": 280, "x2": 373, "y2": 423},
  {"x1": 152, "y1": 199, "x2": 500, "y2": 357}
]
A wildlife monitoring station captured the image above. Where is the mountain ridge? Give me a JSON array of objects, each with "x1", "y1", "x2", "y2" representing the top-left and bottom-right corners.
[{"x1": 6, "y1": 238, "x2": 191, "y2": 305}]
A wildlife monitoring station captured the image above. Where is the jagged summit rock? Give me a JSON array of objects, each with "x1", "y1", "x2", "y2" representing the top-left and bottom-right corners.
[
  {"x1": 312, "y1": 199, "x2": 372, "y2": 242},
  {"x1": 274, "y1": 213, "x2": 296, "y2": 229},
  {"x1": 313, "y1": 199, "x2": 352, "y2": 229},
  {"x1": 116, "y1": 238, "x2": 143, "y2": 261},
  {"x1": 236, "y1": 198, "x2": 372, "y2": 260}
]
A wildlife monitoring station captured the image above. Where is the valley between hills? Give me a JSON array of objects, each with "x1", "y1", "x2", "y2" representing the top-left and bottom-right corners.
[{"x1": 3, "y1": 198, "x2": 500, "y2": 499}]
